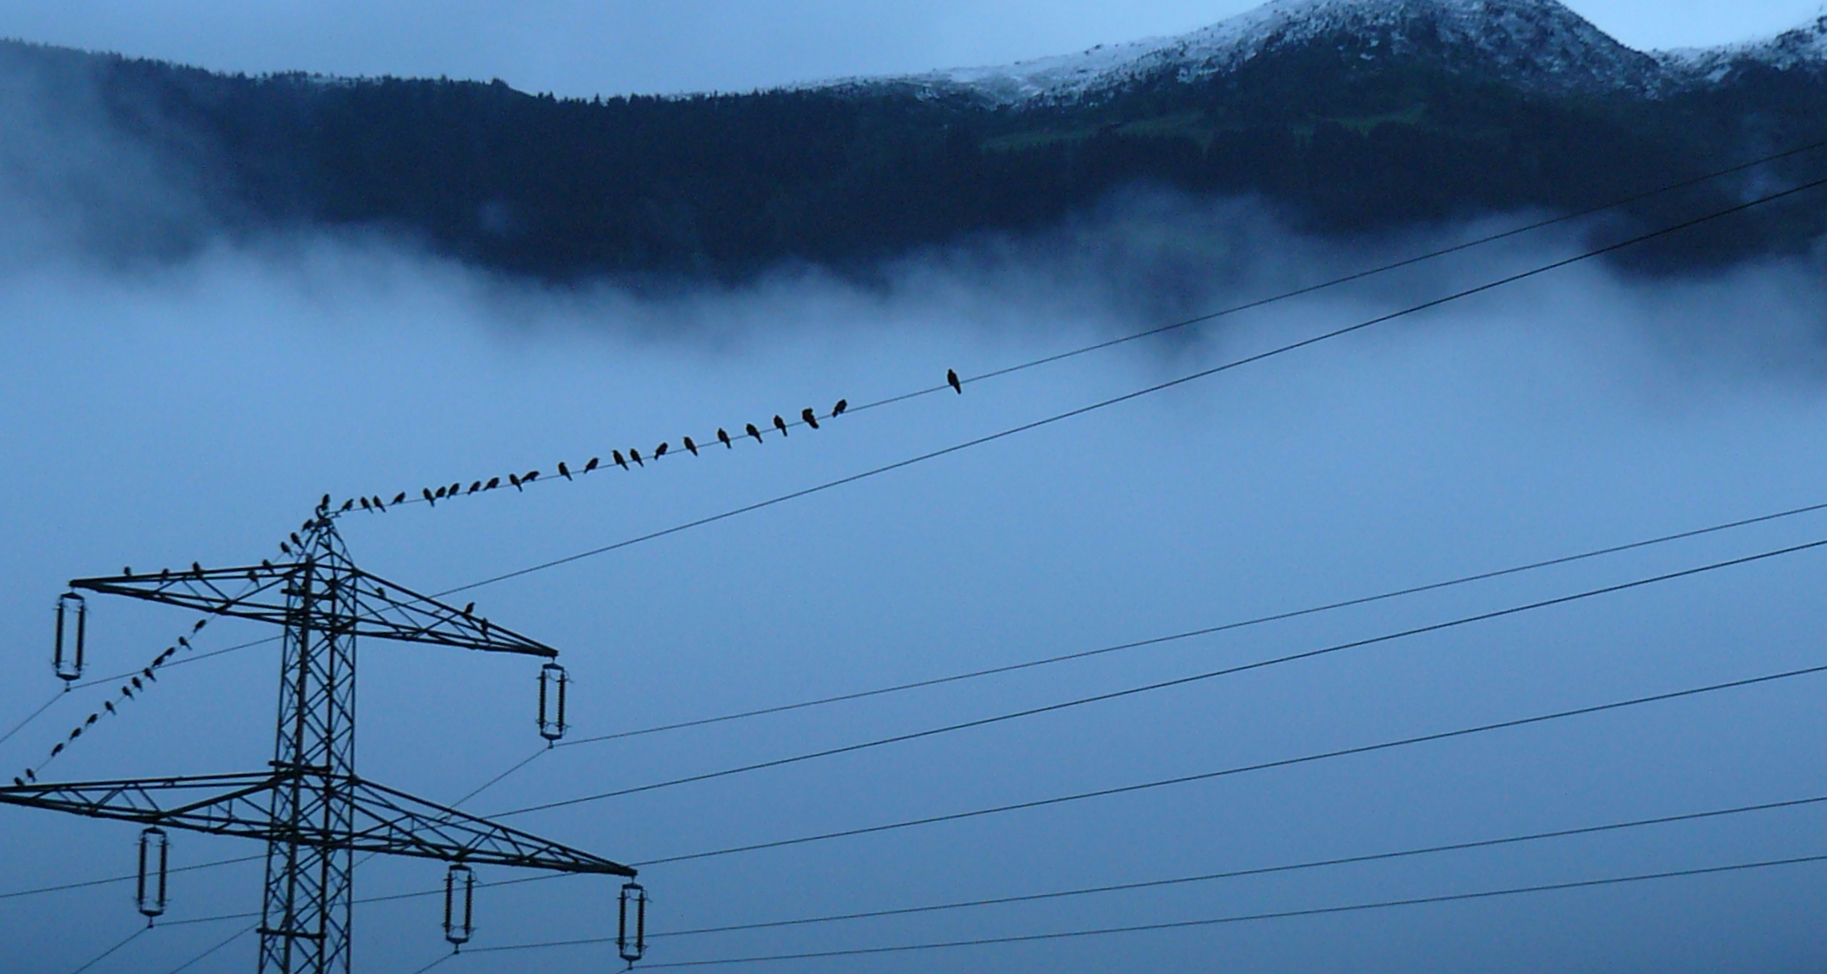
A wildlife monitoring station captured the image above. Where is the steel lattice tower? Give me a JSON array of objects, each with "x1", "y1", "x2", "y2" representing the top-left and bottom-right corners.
[{"x1": 0, "y1": 514, "x2": 637, "y2": 974}]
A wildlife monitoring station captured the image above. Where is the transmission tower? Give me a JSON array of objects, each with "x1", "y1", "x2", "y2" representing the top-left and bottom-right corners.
[{"x1": 0, "y1": 513, "x2": 645, "y2": 972}]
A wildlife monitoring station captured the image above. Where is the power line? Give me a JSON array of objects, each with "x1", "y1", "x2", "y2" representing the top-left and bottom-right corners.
[
  {"x1": 543, "y1": 497, "x2": 1827, "y2": 752},
  {"x1": 0, "y1": 853, "x2": 263, "y2": 902},
  {"x1": 430, "y1": 174, "x2": 1827, "y2": 602},
  {"x1": 645, "y1": 793, "x2": 1827, "y2": 939},
  {"x1": 491, "y1": 536, "x2": 1827, "y2": 819},
  {"x1": 163, "y1": 923, "x2": 255, "y2": 974},
  {"x1": 618, "y1": 853, "x2": 1827, "y2": 967},
  {"x1": 631, "y1": 659, "x2": 1827, "y2": 866},
  {"x1": 320, "y1": 137, "x2": 1827, "y2": 520},
  {"x1": 68, "y1": 924, "x2": 147, "y2": 974}
]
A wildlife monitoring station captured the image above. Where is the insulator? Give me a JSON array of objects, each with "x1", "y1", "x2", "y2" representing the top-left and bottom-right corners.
[
  {"x1": 443, "y1": 864, "x2": 475, "y2": 947},
  {"x1": 53, "y1": 593, "x2": 86, "y2": 683},
  {"x1": 136, "y1": 827, "x2": 168, "y2": 921},
  {"x1": 618, "y1": 882, "x2": 647, "y2": 964},
  {"x1": 538, "y1": 663, "x2": 569, "y2": 743}
]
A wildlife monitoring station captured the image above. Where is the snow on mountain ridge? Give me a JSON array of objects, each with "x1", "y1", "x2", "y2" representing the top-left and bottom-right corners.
[{"x1": 825, "y1": 0, "x2": 1826, "y2": 106}]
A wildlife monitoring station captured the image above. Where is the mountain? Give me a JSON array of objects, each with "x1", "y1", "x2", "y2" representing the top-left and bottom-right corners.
[{"x1": 4, "y1": 0, "x2": 1826, "y2": 282}]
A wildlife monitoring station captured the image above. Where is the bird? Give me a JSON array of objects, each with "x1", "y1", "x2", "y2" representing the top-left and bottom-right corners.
[
  {"x1": 23, "y1": 769, "x2": 34, "y2": 782},
  {"x1": 463, "y1": 602, "x2": 475, "y2": 617},
  {"x1": 524, "y1": 470, "x2": 540, "y2": 482},
  {"x1": 261, "y1": 559, "x2": 273, "y2": 569},
  {"x1": 585, "y1": 457, "x2": 600, "y2": 473},
  {"x1": 469, "y1": 481, "x2": 482, "y2": 494},
  {"x1": 123, "y1": 566, "x2": 132, "y2": 576},
  {"x1": 291, "y1": 532, "x2": 303, "y2": 547},
  {"x1": 69, "y1": 727, "x2": 81, "y2": 740},
  {"x1": 485, "y1": 478, "x2": 500, "y2": 490},
  {"x1": 773, "y1": 415, "x2": 788, "y2": 436},
  {"x1": 613, "y1": 450, "x2": 628, "y2": 470},
  {"x1": 84, "y1": 713, "x2": 98, "y2": 726},
  {"x1": 120, "y1": 686, "x2": 132, "y2": 698},
  {"x1": 559, "y1": 462, "x2": 572, "y2": 480},
  {"x1": 246, "y1": 569, "x2": 258, "y2": 581},
  {"x1": 279, "y1": 542, "x2": 291, "y2": 556},
  {"x1": 160, "y1": 568, "x2": 170, "y2": 580},
  {"x1": 833, "y1": 399, "x2": 847, "y2": 416},
  {"x1": 104, "y1": 702, "x2": 115, "y2": 715},
  {"x1": 449, "y1": 482, "x2": 461, "y2": 497},
  {"x1": 142, "y1": 668, "x2": 156, "y2": 681},
  {"x1": 49, "y1": 744, "x2": 62, "y2": 757},
  {"x1": 718, "y1": 428, "x2": 732, "y2": 448},
  {"x1": 130, "y1": 677, "x2": 143, "y2": 691},
  {"x1": 683, "y1": 436, "x2": 698, "y2": 456},
  {"x1": 424, "y1": 488, "x2": 437, "y2": 505},
  {"x1": 655, "y1": 443, "x2": 668, "y2": 458},
  {"x1": 341, "y1": 498, "x2": 354, "y2": 512},
  {"x1": 372, "y1": 496, "x2": 386, "y2": 510},
  {"x1": 629, "y1": 449, "x2": 643, "y2": 467},
  {"x1": 801, "y1": 408, "x2": 820, "y2": 429},
  {"x1": 509, "y1": 473, "x2": 522, "y2": 491},
  {"x1": 435, "y1": 486, "x2": 447, "y2": 499},
  {"x1": 11, "y1": 778, "x2": 20, "y2": 788},
  {"x1": 178, "y1": 636, "x2": 190, "y2": 648},
  {"x1": 392, "y1": 492, "x2": 406, "y2": 505},
  {"x1": 360, "y1": 497, "x2": 372, "y2": 510},
  {"x1": 374, "y1": 586, "x2": 386, "y2": 599},
  {"x1": 192, "y1": 561, "x2": 203, "y2": 575},
  {"x1": 746, "y1": 423, "x2": 763, "y2": 443},
  {"x1": 948, "y1": 369, "x2": 962, "y2": 394}
]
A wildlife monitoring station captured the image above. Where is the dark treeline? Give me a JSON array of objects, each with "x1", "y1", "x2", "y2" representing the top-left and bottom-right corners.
[{"x1": 7, "y1": 36, "x2": 1827, "y2": 281}]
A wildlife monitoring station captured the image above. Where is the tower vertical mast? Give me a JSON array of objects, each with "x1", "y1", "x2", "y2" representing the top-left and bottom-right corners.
[{"x1": 260, "y1": 521, "x2": 358, "y2": 974}]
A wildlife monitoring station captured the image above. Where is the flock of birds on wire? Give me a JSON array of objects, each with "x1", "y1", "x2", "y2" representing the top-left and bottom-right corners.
[
  {"x1": 322, "y1": 370, "x2": 960, "y2": 517},
  {"x1": 13, "y1": 616, "x2": 213, "y2": 789}
]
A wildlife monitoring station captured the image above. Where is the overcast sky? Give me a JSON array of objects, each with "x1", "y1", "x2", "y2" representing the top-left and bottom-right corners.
[{"x1": 1, "y1": 0, "x2": 1824, "y2": 97}]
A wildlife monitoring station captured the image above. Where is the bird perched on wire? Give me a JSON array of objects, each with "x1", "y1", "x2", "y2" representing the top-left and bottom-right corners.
[
  {"x1": 423, "y1": 488, "x2": 437, "y2": 505},
  {"x1": 85, "y1": 713, "x2": 98, "y2": 726},
  {"x1": 192, "y1": 561, "x2": 204, "y2": 575},
  {"x1": 463, "y1": 602, "x2": 475, "y2": 617},
  {"x1": 655, "y1": 443, "x2": 669, "y2": 458},
  {"x1": 104, "y1": 701, "x2": 115, "y2": 715},
  {"x1": 320, "y1": 493, "x2": 332, "y2": 510},
  {"x1": 613, "y1": 450, "x2": 629, "y2": 470},
  {"x1": 801, "y1": 408, "x2": 820, "y2": 429},
  {"x1": 585, "y1": 457, "x2": 600, "y2": 473},
  {"x1": 279, "y1": 542, "x2": 291, "y2": 556},
  {"x1": 49, "y1": 744, "x2": 63, "y2": 757},
  {"x1": 746, "y1": 423, "x2": 763, "y2": 443},
  {"x1": 524, "y1": 470, "x2": 540, "y2": 482},
  {"x1": 773, "y1": 415, "x2": 789, "y2": 436},
  {"x1": 469, "y1": 482, "x2": 482, "y2": 494},
  {"x1": 559, "y1": 462, "x2": 572, "y2": 480},
  {"x1": 340, "y1": 498, "x2": 354, "y2": 512},
  {"x1": 291, "y1": 532, "x2": 303, "y2": 547},
  {"x1": 629, "y1": 449, "x2": 644, "y2": 467},
  {"x1": 193, "y1": 619, "x2": 207, "y2": 632},
  {"x1": 833, "y1": 399, "x2": 847, "y2": 416},
  {"x1": 509, "y1": 473, "x2": 522, "y2": 491},
  {"x1": 718, "y1": 428, "x2": 732, "y2": 448},
  {"x1": 392, "y1": 492, "x2": 406, "y2": 505},
  {"x1": 485, "y1": 478, "x2": 500, "y2": 491},
  {"x1": 683, "y1": 436, "x2": 698, "y2": 456},
  {"x1": 948, "y1": 369, "x2": 962, "y2": 394},
  {"x1": 24, "y1": 769, "x2": 34, "y2": 782}
]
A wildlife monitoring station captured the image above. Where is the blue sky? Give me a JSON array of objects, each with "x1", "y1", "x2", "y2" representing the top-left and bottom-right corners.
[{"x1": 0, "y1": 0, "x2": 1823, "y2": 96}]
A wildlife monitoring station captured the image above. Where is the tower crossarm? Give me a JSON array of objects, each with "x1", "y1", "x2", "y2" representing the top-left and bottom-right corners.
[
  {"x1": 0, "y1": 771, "x2": 291, "y2": 839},
  {"x1": 347, "y1": 780, "x2": 636, "y2": 876},
  {"x1": 69, "y1": 565, "x2": 556, "y2": 658},
  {"x1": 0, "y1": 772, "x2": 634, "y2": 876}
]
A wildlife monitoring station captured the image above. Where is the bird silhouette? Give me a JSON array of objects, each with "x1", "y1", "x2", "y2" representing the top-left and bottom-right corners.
[
  {"x1": 120, "y1": 686, "x2": 132, "y2": 698},
  {"x1": 104, "y1": 702, "x2": 115, "y2": 715},
  {"x1": 123, "y1": 567, "x2": 132, "y2": 576},
  {"x1": 193, "y1": 619, "x2": 206, "y2": 632},
  {"x1": 360, "y1": 497, "x2": 372, "y2": 510},
  {"x1": 372, "y1": 495, "x2": 385, "y2": 509},
  {"x1": 524, "y1": 470, "x2": 539, "y2": 482},
  {"x1": 49, "y1": 744, "x2": 62, "y2": 757},
  {"x1": 246, "y1": 569, "x2": 259, "y2": 581},
  {"x1": 559, "y1": 462, "x2": 572, "y2": 480},
  {"x1": 69, "y1": 727, "x2": 81, "y2": 740},
  {"x1": 192, "y1": 561, "x2": 203, "y2": 575},
  {"x1": 485, "y1": 477, "x2": 500, "y2": 490},
  {"x1": 585, "y1": 457, "x2": 600, "y2": 473},
  {"x1": 279, "y1": 542, "x2": 291, "y2": 556},
  {"x1": 718, "y1": 428, "x2": 732, "y2": 448},
  {"x1": 833, "y1": 399, "x2": 847, "y2": 416},
  {"x1": 449, "y1": 483, "x2": 461, "y2": 497},
  {"x1": 338, "y1": 498, "x2": 352, "y2": 512},
  {"x1": 321, "y1": 493, "x2": 331, "y2": 509},
  {"x1": 142, "y1": 668, "x2": 156, "y2": 681},
  {"x1": 746, "y1": 423, "x2": 763, "y2": 443},
  {"x1": 178, "y1": 636, "x2": 190, "y2": 649},
  {"x1": 261, "y1": 559, "x2": 273, "y2": 569},
  {"x1": 773, "y1": 415, "x2": 788, "y2": 436},
  {"x1": 424, "y1": 488, "x2": 437, "y2": 505},
  {"x1": 655, "y1": 443, "x2": 668, "y2": 458},
  {"x1": 801, "y1": 408, "x2": 820, "y2": 429},
  {"x1": 509, "y1": 473, "x2": 522, "y2": 491},
  {"x1": 630, "y1": 449, "x2": 644, "y2": 467},
  {"x1": 291, "y1": 532, "x2": 303, "y2": 546},
  {"x1": 131, "y1": 677, "x2": 142, "y2": 691},
  {"x1": 434, "y1": 486, "x2": 447, "y2": 499},
  {"x1": 23, "y1": 769, "x2": 34, "y2": 782},
  {"x1": 466, "y1": 481, "x2": 479, "y2": 495},
  {"x1": 463, "y1": 602, "x2": 475, "y2": 616},
  {"x1": 11, "y1": 778, "x2": 21, "y2": 787},
  {"x1": 84, "y1": 713, "x2": 97, "y2": 726},
  {"x1": 683, "y1": 436, "x2": 698, "y2": 456},
  {"x1": 160, "y1": 568, "x2": 170, "y2": 580},
  {"x1": 392, "y1": 492, "x2": 406, "y2": 505},
  {"x1": 947, "y1": 369, "x2": 962, "y2": 394},
  {"x1": 613, "y1": 450, "x2": 629, "y2": 470}
]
